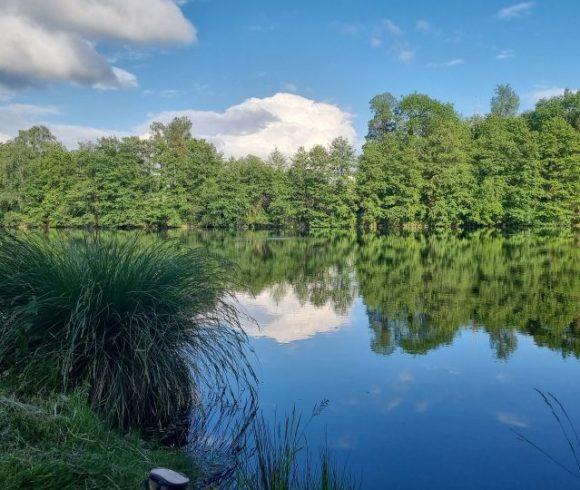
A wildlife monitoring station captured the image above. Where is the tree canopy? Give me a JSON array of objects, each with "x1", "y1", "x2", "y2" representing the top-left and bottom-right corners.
[
  {"x1": 490, "y1": 83, "x2": 520, "y2": 117},
  {"x1": 0, "y1": 87, "x2": 578, "y2": 230},
  {"x1": 357, "y1": 87, "x2": 579, "y2": 230}
]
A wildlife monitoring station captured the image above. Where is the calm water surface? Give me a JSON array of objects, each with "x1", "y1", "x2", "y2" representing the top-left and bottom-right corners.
[{"x1": 193, "y1": 231, "x2": 580, "y2": 489}]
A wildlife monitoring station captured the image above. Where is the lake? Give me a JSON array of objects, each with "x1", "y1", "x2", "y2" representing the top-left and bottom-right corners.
[{"x1": 183, "y1": 230, "x2": 580, "y2": 489}]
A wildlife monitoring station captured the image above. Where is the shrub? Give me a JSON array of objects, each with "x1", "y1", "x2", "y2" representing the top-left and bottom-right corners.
[{"x1": 0, "y1": 233, "x2": 255, "y2": 439}]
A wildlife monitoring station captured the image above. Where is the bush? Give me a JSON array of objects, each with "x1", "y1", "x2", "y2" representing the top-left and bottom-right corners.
[{"x1": 0, "y1": 233, "x2": 255, "y2": 438}]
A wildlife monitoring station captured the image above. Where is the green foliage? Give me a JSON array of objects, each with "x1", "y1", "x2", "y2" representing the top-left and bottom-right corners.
[
  {"x1": 358, "y1": 93, "x2": 473, "y2": 229},
  {"x1": 0, "y1": 385, "x2": 196, "y2": 489},
  {"x1": 0, "y1": 234, "x2": 254, "y2": 436},
  {"x1": 525, "y1": 89, "x2": 580, "y2": 130},
  {"x1": 537, "y1": 117, "x2": 580, "y2": 226},
  {"x1": 288, "y1": 140, "x2": 357, "y2": 231},
  {"x1": 471, "y1": 115, "x2": 541, "y2": 227},
  {"x1": 0, "y1": 126, "x2": 72, "y2": 227},
  {"x1": 357, "y1": 136, "x2": 422, "y2": 229},
  {"x1": 490, "y1": 83, "x2": 520, "y2": 117},
  {"x1": 71, "y1": 137, "x2": 151, "y2": 228},
  {"x1": 358, "y1": 87, "x2": 579, "y2": 230},
  {"x1": 420, "y1": 115, "x2": 473, "y2": 227},
  {"x1": 366, "y1": 92, "x2": 399, "y2": 139},
  {"x1": 0, "y1": 88, "x2": 578, "y2": 231}
]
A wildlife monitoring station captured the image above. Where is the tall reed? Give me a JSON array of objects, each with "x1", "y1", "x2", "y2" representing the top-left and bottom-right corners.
[{"x1": 237, "y1": 403, "x2": 360, "y2": 490}]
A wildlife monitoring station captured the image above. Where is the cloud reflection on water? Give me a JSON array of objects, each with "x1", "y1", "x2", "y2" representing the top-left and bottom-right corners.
[{"x1": 237, "y1": 286, "x2": 352, "y2": 343}]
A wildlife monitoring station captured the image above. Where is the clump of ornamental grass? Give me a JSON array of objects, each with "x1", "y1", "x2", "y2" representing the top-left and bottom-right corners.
[{"x1": 0, "y1": 233, "x2": 255, "y2": 440}]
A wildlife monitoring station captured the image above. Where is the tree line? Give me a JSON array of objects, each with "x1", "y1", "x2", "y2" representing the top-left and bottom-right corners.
[{"x1": 0, "y1": 85, "x2": 578, "y2": 230}]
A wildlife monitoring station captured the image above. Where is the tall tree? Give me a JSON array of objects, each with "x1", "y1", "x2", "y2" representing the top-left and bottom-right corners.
[
  {"x1": 327, "y1": 137, "x2": 358, "y2": 228},
  {"x1": 421, "y1": 117, "x2": 473, "y2": 227},
  {"x1": 69, "y1": 137, "x2": 149, "y2": 227},
  {"x1": 490, "y1": 84, "x2": 520, "y2": 117},
  {"x1": 366, "y1": 92, "x2": 399, "y2": 140},
  {"x1": 471, "y1": 115, "x2": 540, "y2": 227},
  {"x1": 149, "y1": 117, "x2": 223, "y2": 227},
  {"x1": 0, "y1": 126, "x2": 65, "y2": 226},
  {"x1": 537, "y1": 117, "x2": 580, "y2": 226}
]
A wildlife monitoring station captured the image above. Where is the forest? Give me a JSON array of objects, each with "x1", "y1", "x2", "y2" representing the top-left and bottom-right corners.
[{"x1": 0, "y1": 85, "x2": 578, "y2": 230}]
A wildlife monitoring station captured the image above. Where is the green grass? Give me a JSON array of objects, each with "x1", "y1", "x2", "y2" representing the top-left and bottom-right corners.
[
  {"x1": 0, "y1": 233, "x2": 255, "y2": 438},
  {"x1": 0, "y1": 383, "x2": 196, "y2": 489}
]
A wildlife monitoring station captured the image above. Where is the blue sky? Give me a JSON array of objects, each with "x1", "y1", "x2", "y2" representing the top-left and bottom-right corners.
[{"x1": 0, "y1": 0, "x2": 578, "y2": 156}]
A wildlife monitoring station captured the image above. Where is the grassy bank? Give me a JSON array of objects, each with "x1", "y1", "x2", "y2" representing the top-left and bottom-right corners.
[{"x1": 0, "y1": 384, "x2": 196, "y2": 489}]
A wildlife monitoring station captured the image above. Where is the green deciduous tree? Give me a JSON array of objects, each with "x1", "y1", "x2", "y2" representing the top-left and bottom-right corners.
[
  {"x1": 537, "y1": 117, "x2": 580, "y2": 226},
  {"x1": 526, "y1": 89, "x2": 580, "y2": 130},
  {"x1": 490, "y1": 84, "x2": 520, "y2": 117}
]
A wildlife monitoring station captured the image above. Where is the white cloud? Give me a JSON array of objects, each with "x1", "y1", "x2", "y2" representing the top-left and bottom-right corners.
[
  {"x1": 0, "y1": 102, "x2": 128, "y2": 146},
  {"x1": 0, "y1": 15, "x2": 136, "y2": 92},
  {"x1": 415, "y1": 19, "x2": 431, "y2": 32},
  {"x1": 444, "y1": 58, "x2": 464, "y2": 67},
  {"x1": 94, "y1": 67, "x2": 138, "y2": 90},
  {"x1": 0, "y1": 0, "x2": 195, "y2": 93},
  {"x1": 0, "y1": 103, "x2": 60, "y2": 139},
  {"x1": 496, "y1": 49, "x2": 515, "y2": 60},
  {"x1": 428, "y1": 58, "x2": 464, "y2": 68},
  {"x1": 5, "y1": 0, "x2": 196, "y2": 44},
  {"x1": 50, "y1": 124, "x2": 129, "y2": 148},
  {"x1": 383, "y1": 19, "x2": 403, "y2": 36},
  {"x1": 497, "y1": 2, "x2": 534, "y2": 20},
  {"x1": 0, "y1": 103, "x2": 60, "y2": 119},
  {"x1": 527, "y1": 86, "x2": 577, "y2": 103},
  {"x1": 140, "y1": 92, "x2": 356, "y2": 158},
  {"x1": 370, "y1": 36, "x2": 382, "y2": 48},
  {"x1": 0, "y1": 93, "x2": 357, "y2": 157},
  {"x1": 397, "y1": 49, "x2": 415, "y2": 63}
]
